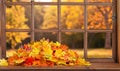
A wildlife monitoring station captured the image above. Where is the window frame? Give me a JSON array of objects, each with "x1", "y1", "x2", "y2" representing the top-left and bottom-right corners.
[
  {"x1": 0, "y1": 0, "x2": 118, "y2": 63},
  {"x1": 117, "y1": 0, "x2": 120, "y2": 63},
  {"x1": 0, "y1": 0, "x2": 1, "y2": 59}
]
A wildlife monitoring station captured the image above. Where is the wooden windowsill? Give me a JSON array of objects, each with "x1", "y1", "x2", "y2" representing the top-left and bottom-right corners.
[{"x1": 0, "y1": 63, "x2": 120, "y2": 71}]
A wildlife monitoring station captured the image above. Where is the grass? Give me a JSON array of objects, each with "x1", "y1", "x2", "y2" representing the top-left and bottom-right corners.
[
  {"x1": 87, "y1": 48, "x2": 112, "y2": 58},
  {"x1": 73, "y1": 48, "x2": 112, "y2": 58},
  {"x1": 6, "y1": 48, "x2": 112, "y2": 58}
]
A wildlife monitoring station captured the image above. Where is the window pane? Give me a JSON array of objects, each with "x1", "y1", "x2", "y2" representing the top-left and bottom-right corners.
[
  {"x1": 61, "y1": 0, "x2": 84, "y2": 2},
  {"x1": 34, "y1": 0, "x2": 57, "y2": 2},
  {"x1": 61, "y1": 5, "x2": 84, "y2": 29},
  {"x1": 34, "y1": 5, "x2": 58, "y2": 29},
  {"x1": 88, "y1": 33, "x2": 112, "y2": 58},
  {"x1": 61, "y1": 32, "x2": 84, "y2": 57},
  {"x1": 6, "y1": 5, "x2": 31, "y2": 29},
  {"x1": 88, "y1": 0, "x2": 112, "y2": 2},
  {"x1": 6, "y1": 0, "x2": 31, "y2": 2},
  {"x1": 87, "y1": 6, "x2": 112, "y2": 30},
  {"x1": 6, "y1": 32, "x2": 30, "y2": 57},
  {"x1": 35, "y1": 32, "x2": 57, "y2": 42}
]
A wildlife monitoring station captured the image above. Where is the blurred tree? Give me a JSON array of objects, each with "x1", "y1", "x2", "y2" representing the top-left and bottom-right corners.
[
  {"x1": 39, "y1": 2, "x2": 84, "y2": 48},
  {"x1": 61, "y1": 5, "x2": 84, "y2": 29},
  {"x1": 60, "y1": 0, "x2": 84, "y2": 49},
  {"x1": 6, "y1": 0, "x2": 112, "y2": 49},
  {"x1": 87, "y1": 1, "x2": 112, "y2": 48},
  {"x1": 40, "y1": 0, "x2": 112, "y2": 49},
  {"x1": 40, "y1": 6, "x2": 57, "y2": 29},
  {"x1": 40, "y1": 0, "x2": 84, "y2": 30},
  {"x1": 34, "y1": 5, "x2": 45, "y2": 29},
  {"x1": 6, "y1": 4, "x2": 29, "y2": 49},
  {"x1": 88, "y1": 5, "x2": 112, "y2": 48}
]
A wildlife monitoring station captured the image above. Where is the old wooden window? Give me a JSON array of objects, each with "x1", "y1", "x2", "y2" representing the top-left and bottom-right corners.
[{"x1": 0, "y1": 0, "x2": 117, "y2": 63}]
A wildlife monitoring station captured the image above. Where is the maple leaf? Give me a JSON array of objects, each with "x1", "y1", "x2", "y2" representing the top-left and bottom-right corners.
[
  {"x1": 56, "y1": 60, "x2": 66, "y2": 65},
  {"x1": 29, "y1": 48, "x2": 40, "y2": 57},
  {"x1": 76, "y1": 58, "x2": 91, "y2": 66},
  {"x1": 55, "y1": 42, "x2": 61, "y2": 47},
  {"x1": 68, "y1": 50, "x2": 77, "y2": 57},
  {"x1": 42, "y1": 46, "x2": 53, "y2": 60},
  {"x1": 0, "y1": 59, "x2": 8, "y2": 66},
  {"x1": 55, "y1": 49, "x2": 66, "y2": 58},
  {"x1": 32, "y1": 60, "x2": 41, "y2": 66},
  {"x1": 15, "y1": 58, "x2": 25, "y2": 65},
  {"x1": 24, "y1": 57, "x2": 34, "y2": 66}
]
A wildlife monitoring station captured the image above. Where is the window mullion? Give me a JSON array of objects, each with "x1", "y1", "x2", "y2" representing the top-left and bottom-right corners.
[
  {"x1": 0, "y1": 0, "x2": 2, "y2": 58},
  {"x1": 1, "y1": 0, "x2": 6, "y2": 58},
  {"x1": 84, "y1": 0, "x2": 88, "y2": 59},
  {"x1": 31, "y1": 1, "x2": 34, "y2": 41},
  {"x1": 112, "y1": 0, "x2": 117, "y2": 62},
  {"x1": 117, "y1": 0, "x2": 120, "y2": 64},
  {"x1": 58, "y1": 0, "x2": 61, "y2": 43}
]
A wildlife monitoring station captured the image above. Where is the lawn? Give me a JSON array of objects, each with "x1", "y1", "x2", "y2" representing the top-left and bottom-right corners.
[{"x1": 73, "y1": 48, "x2": 112, "y2": 58}]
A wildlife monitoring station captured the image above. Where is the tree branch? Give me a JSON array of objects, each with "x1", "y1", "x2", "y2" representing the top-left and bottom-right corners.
[{"x1": 96, "y1": 6, "x2": 105, "y2": 16}]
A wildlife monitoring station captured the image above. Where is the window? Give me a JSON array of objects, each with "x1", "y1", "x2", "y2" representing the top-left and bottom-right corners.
[{"x1": 0, "y1": 0, "x2": 117, "y2": 62}]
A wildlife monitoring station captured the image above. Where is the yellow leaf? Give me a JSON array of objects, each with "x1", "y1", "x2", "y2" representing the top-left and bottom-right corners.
[
  {"x1": 77, "y1": 58, "x2": 91, "y2": 66},
  {"x1": 42, "y1": 45, "x2": 53, "y2": 59},
  {"x1": 0, "y1": 59, "x2": 8, "y2": 66},
  {"x1": 55, "y1": 49, "x2": 63, "y2": 58},
  {"x1": 56, "y1": 60, "x2": 66, "y2": 65},
  {"x1": 29, "y1": 48, "x2": 40, "y2": 57},
  {"x1": 15, "y1": 58, "x2": 25, "y2": 64}
]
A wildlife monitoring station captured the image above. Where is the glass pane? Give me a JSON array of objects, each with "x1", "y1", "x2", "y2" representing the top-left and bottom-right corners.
[
  {"x1": 35, "y1": 32, "x2": 57, "y2": 42},
  {"x1": 34, "y1": 0, "x2": 57, "y2": 2},
  {"x1": 6, "y1": 32, "x2": 30, "y2": 57},
  {"x1": 34, "y1": 5, "x2": 58, "y2": 29},
  {"x1": 61, "y1": 32, "x2": 84, "y2": 57},
  {"x1": 6, "y1": 5, "x2": 31, "y2": 29},
  {"x1": 61, "y1": 0, "x2": 84, "y2": 2},
  {"x1": 88, "y1": 0, "x2": 112, "y2": 2},
  {"x1": 87, "y1": 6, "x2": 112, "y2": 30},
  {"x1": 61, "y1": 5, "x2": 84, "y2": 29},
  {"x1": 88, "y1": 33, "x2": 112, "y2": 58},
  {"x1": 6, "y1": 0, "x2": 31, "y2": 2}
]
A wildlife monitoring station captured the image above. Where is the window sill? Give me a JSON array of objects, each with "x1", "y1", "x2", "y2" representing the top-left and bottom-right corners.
[{"x1": 0, "y1": 63, "x2": 120, "y2": 71}]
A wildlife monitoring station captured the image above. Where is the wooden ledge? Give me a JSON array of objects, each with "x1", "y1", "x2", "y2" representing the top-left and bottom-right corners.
[{"x1": 0, "y1": 63, "x2": 120, "y2": 71}]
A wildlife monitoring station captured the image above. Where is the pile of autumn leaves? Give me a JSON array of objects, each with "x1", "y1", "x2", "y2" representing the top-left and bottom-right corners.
[{"x1": 0, "y1": 39, "x2": 90, "y2": 67}]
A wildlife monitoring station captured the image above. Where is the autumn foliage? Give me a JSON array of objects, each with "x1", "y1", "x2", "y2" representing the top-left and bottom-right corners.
[
  {"x1": 6, "y1": 5, "x2": 30, "y2": 49},
  {"x1": 0, "y1": 39, "x2": 90, "y2": 66}
]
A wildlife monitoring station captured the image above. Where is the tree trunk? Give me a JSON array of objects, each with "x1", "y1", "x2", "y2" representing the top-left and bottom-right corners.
[
  {"x1": 105, "y1": 32, "x2": 111, "y2": 49},
  {"x1": 96, "y1": 6, "x2": 112, "y2": 49},
  {"x1": 104, "y1": 14, "x2": 111, "y2": 49}
]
